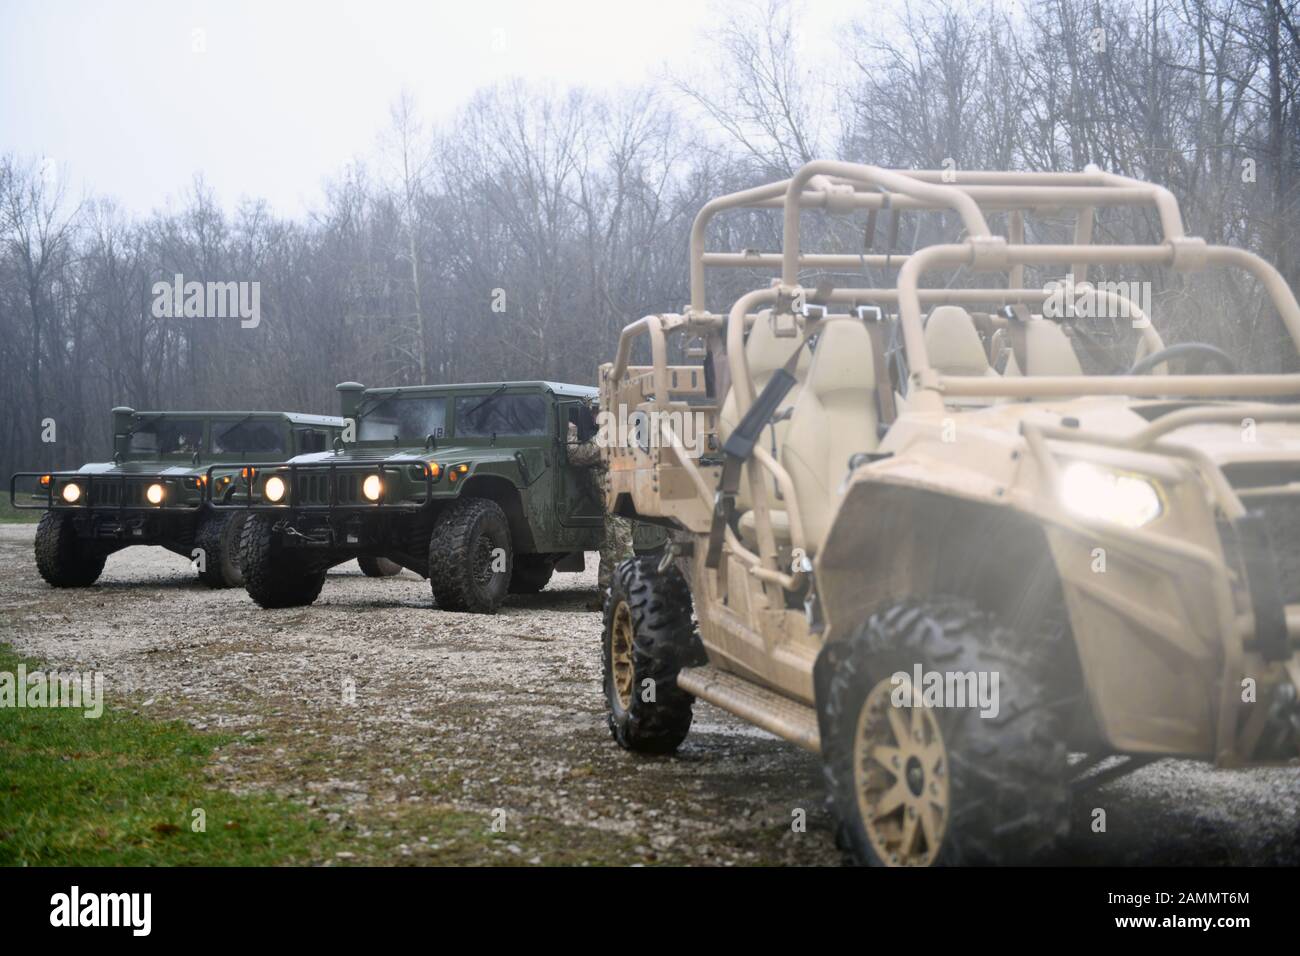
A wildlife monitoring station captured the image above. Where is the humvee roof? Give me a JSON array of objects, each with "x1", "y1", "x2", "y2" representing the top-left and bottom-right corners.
[{"x1": 355, "y1": 382, "x2": 598, "y2": 400}]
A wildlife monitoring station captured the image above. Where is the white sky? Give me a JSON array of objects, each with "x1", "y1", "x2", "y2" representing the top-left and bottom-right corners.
[{"x1": 1, "y1": 0, "x2": 872, "y2": 218}]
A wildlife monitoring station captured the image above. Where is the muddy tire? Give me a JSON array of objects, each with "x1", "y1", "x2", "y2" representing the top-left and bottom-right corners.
[
  {"x1": 358, "y1": 555, "x2": 402, "y2": 578},
  {"x1": 238, "y1": 513, "x2": 326, "y2": 609},
  {"x1": 821, "y1": 596, "x2": 1068, "y2": 866},
  {"x1": 427, "y1": 498, "x2": 512, "y2": 613},
  {"x1": 194, "y1": 511, "x2": 247, "y2": 588},
  {"x1": 508, "y1": 554, "x2": 553, "y2": 594},
  {"x1": 601, "y1": 556, "x2": 704, "y2": 754},
  {"x1": 34, "y1": 511, "x2": 106, "y2": 588}
]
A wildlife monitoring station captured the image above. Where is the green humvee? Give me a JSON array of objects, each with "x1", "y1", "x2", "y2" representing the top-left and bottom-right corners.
[
  {"x1": 220, "y1": 381, "x2": 608, "y2": 613},
  {"x1": 10, "y1": 408, "x2": 344, "y2": 589}
]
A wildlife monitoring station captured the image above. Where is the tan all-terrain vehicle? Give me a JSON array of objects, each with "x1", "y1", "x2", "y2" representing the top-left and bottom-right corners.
[{"x1": 598, "y1": 162, "x2": 1300, "y2": 866}]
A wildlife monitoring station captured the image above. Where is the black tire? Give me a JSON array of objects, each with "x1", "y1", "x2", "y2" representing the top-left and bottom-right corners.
[
  {"x1": 34, "y1": 511, "x2": 106, "y2": 588},
  {"x1": 358, "y1": 555, "x2": 402, "y2": 578},
  {"x1": 427, "y1": 498, "x2": 512, "y2": 613},
  {"x1": 238, "y1": 514, "x2": 326, "y2": 609},
  {"x1": 821, "y1": 596, "x2": 1068, "y2": 866},
  {"x1": 601, "y1": 556, "x2": 705, "y2": 754},
  {"x1": 508, "y1": 554, "x2": 553, "y2": 594},
  {"x1": 194, "y1": 511, "x2": 247, "y2": 588}
]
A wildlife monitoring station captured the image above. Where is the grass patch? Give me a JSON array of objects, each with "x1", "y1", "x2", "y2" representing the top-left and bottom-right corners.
[
  {"x1": 0, "y1": 644, "x2": 351, "y2": 865},
  {"x1": 0, "y1": 499, "x2": 43, "y2": 523},
  {"x1": 0, "y1": 644, "x2": 650, "y2": 866}
]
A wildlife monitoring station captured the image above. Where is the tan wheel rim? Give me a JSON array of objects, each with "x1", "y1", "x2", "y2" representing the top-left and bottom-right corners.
[
  {"x1": 610, "y1": 601, "x2": 635, "y2": 710},
  {"x1": 853, "y1": 677, "x2": 950, "y2": 866}
]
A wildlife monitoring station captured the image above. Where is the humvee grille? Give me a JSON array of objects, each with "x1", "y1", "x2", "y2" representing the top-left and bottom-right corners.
[
  {"x1": 91, "y1": 481, "x2": 145, "y2": 507},
  {"x1": 294, "y1": 472, "x2": 362, "y2": 506}
]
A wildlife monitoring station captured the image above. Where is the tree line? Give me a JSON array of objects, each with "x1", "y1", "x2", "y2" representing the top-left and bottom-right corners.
[{"x1": 2, "y1": 0, "x2": 1298, "y2": 479}]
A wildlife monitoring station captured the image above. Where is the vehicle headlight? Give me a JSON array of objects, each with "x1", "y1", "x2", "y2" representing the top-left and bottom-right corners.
[
  {"x1": 362, "y1": 474, "x2": 383, "y2": 501},
  {"x1": 145, "y1": 483, "x2": 165, "y2": 505},
  {"x1": 1059, "y1": 461, "x2": 1162, "y2": 528},
  {"x1": 264, "y1": 475, "x2": 287, "y2": 503},
  {"x1": 61, "y1": 482, "x2": 81, "y2": 503}
]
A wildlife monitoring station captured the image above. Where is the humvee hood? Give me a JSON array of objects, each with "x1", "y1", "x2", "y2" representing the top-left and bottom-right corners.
[
  {"x1": 288, "y1": 444, "x2": 487, "y2": 465},
  {"x1": 74, "y1": 461, "x2": 207, "y2": 477}
]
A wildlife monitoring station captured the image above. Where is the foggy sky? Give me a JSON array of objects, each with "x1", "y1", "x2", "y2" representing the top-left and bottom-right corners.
[{"x1": 1, "y1": 0, "x2": 866, "y2": 218}]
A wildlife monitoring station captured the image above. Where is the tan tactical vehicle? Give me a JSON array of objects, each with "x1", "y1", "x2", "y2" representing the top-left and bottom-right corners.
[{"x1": 598, "y1": 163, "x2": 1300, "y2": 866}]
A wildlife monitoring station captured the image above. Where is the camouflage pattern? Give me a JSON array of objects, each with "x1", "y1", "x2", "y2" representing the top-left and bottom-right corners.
[
  {"x1": 568, "y1": 427, "x2": 634, "y2": 592},
  {"x1": 599, "y1": 514, "x2": 634, "y2": 593}
]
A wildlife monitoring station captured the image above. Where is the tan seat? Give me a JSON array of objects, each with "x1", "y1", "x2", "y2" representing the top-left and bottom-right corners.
[
  {"x1": 718, "y1": 311, "x2": 811, "y2": 514},
  {"x1": 924, "y1": 306, "x2": 1001, "y2": 406},
  {"x1": 737, "y1": 508, "x2": 791, "y2": 550},
  {"x1": 925, "y1": 306, "x2": 998, "y2": 378},
  {"x1": 778, "y1": 318, "x2": 879, "y2": 555},
  {"x1": 1001, "y1": 320, "x2": 1084, "y2": 377}
]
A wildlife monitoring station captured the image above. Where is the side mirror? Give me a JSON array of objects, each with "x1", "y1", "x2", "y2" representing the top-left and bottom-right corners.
[
  {"x1": 111, "y1": 405, "x2": 134, "y2": 459},
  {"x1": 333, "y1": 435, "x2": 345, "y2": 453}
]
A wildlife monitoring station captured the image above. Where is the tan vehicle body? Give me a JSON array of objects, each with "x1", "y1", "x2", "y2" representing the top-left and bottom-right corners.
[{"x1": 600, "y1": 164, "x2": 1300, "y2": 863}]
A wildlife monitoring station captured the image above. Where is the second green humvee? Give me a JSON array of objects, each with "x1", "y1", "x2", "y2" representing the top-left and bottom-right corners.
[
  {"x1": 217, "y1": 381, "x2": 607, "y2": 613},
  {"x1": 9, "y1": 408, "x2": 344, "y2": 589}
]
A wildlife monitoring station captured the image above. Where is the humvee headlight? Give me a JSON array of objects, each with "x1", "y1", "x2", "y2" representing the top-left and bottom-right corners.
[
  {"x1": 145, "y1": 483, "x2": 165, "y2": 505},
  {"x1": 61, "y1": 482, "x2": 81, "y2": 504},
  {"x1": 1060, "y1": 462, "x2": 1161, "y2": 529},
  {"x1": 264, "y1": 475, "x2": 287, "y2": 503},
  {"x1": 362, "y1": 474, "x2": 383, "y2": 501}
]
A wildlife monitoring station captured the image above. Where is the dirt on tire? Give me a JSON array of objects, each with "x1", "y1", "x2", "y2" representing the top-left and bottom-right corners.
[
  {"x1": 427, "y1": 498, "x2": 512, "y2": 613},
  {"x1": 239, "y1": 513, "x2": 327, "y2": 608}
]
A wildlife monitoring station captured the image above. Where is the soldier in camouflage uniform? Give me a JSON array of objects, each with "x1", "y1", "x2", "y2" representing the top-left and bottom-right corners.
[{"x1": 567, "y1": 420, "x2": 634, "y2": 596}]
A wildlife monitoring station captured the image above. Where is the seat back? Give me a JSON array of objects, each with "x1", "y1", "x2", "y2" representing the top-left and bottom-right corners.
[
  {"x1": 781, "y1": 318, "x2": 878, "y2": 554},
  {"x1": 1001, "y1": 320, "x2": 1084, "y2": 379},
  {"x1": 718, "y1": 311, "x2": 811, "y2": 511},
  {"x1": 925, "y1": 306, "x2": 994, "y2": 377}
]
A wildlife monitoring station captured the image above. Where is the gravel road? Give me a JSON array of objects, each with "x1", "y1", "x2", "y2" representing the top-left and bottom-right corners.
[{"x1": 1, "y1": 523, "x2": 1296, "y2": 866}]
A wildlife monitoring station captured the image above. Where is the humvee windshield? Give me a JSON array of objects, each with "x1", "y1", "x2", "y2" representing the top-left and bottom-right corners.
[
  {"x1": 357, "y1": 396, "x2": 448, "y2": 442},
  {"x1": 212, "y1": 418, "x2": 286, "y2": 455},
  {"x1": 454, "y1": 394, "x2": 548, "y2": 437},
  {"x1": 128, "y1": 418, "x2": 204, "y2": 456}
]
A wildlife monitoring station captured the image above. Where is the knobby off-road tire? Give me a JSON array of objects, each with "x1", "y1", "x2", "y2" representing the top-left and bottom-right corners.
[
  {"x1": 602, "y1": 556, "x2": 705, "y2": 754},
  {"x1": 821, "y1": 596, "x2": 1068, "y2": 866},
  {"x1": 357, "y1": 555, "x2": 402, "y2": 578},
  {"x1": 427, "y1": 497, "x2": 512, "y2": 613},
  {"x1": 34, "y1": 511, "x2": 106, "y2": 588},
  {"x1": 194, "y1": 511, "x2": 247, "y2": 588},
  {"x1": 508, "y1": 554, "x2": 553, "y2": 594},
  {"x1": 238, "y1": 514, "x2": 327, "y2": 609}
]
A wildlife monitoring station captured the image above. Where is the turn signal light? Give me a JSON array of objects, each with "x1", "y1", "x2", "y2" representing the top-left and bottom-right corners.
[{"x1": 39, "y1": 474, "x2": 51, "y2": 487}]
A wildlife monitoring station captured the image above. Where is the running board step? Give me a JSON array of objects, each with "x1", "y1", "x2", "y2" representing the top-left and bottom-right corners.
[{"x1": 677, "y1": 665, "x2": 821, "y2": 753}]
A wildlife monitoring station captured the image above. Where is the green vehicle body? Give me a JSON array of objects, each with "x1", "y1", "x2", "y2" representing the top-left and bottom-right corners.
[
  {"x1": 218, "y1": 381, "x2": 608, "y2": 612},
  {"x1": 10, "y1": 408, "x2": 344, "y2": 588}
]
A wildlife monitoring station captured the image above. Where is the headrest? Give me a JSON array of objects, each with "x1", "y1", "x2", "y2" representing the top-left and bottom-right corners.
[
  {"x1": 808, "y1": 318, "x2": 875, "y2": 396},
  {"x1": 746, "y1": 310, "x2": 812, "y2": 382},
  {"x1": 925, "y1": 306, "x2": 990, "y2": 376}
]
